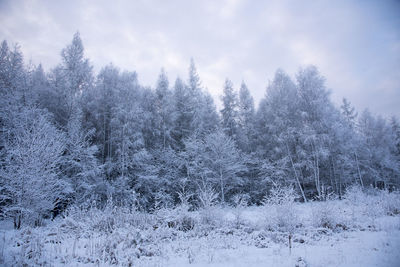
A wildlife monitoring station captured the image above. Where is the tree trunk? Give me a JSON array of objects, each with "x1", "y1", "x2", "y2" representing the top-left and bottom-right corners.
[
  {"x1": 311, "y1": 140, "x2": 321, "y2": 198},
  {"x1": 220, "y1": 168, "x2": 225, "y2": 204},
  {"x1": 14, "y1": 213, "x2": 21, "y2": 230},
  {"x1": 354, "y1": 152, "x2": 364, "y2": 188},
  {"x1": 285, "y1": 142, "x2": 307, "y2": 202},
  {"x1": 121, "y1": 124, "x2": 125, "y2": 179}
]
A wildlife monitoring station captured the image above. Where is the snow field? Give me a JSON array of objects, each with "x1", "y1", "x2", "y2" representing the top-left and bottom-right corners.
[{"x1": 1, "y1": 189, "x2": 399, "y2": 266}]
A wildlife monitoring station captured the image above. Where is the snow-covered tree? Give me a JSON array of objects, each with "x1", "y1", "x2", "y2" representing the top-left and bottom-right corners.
[
  {"x1": 47, "y1": 32, "x2": 93, "y2": 127},
  {"x1": 171, "y1": 77, "x2": 192, "y2": 149},
  {"x1": 390, "y1": 116, "x2": 400, "y2": 156},
  {"x1": 221, "y1": 79, "x2": 239, "y2": 139},
  {"x1": 255, "y1": 70, "x2": 306, "y2": 199},
  {"x1": 61, "y1": 32, "x2": 93, "y2": 98},
  {"x1": 341, "y1": 98, "x2": 358, "y2": 127},
  {"x1": 63, "y1": 110, "x2": 102, "y2": 204},
  {"x1": 1, "y1": 107, "x2": 67, "y2": 227},
  {"x1": 155, "y1": 69, "x2": 175, "y2": 149},
  {"x1": 356, "y1": 110, "x2": 399, "y2": 186},
  {"x1": 237, "y1": 81, "x2": 256, "y2": 152},
  {"x1": 183, "y1": 130, "x2": 245, "y2": 204},
  {"x1": 203, "y1": 131, "x2": 245, "y2": 203}
]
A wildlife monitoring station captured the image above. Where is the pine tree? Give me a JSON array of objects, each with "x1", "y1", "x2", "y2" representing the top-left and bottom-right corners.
[
  {"x1": 237, "y1": 81, "x2": 255, "y2": 151},
  {"x1": 341, "y1": 98, "x2": 358, "y2": 128},
  {"x1": 390, "y1": 116, "x2": 400, "y2": 156},
  {"x1": 63, "y1": 110, "x2": 101, "y2": 204},
  {"x1": 221, "y1": 79, "x2": 239, "y2": 139},
  {"x1": 48, "y1": 32, "x2": 94, "y2": 127},
  {"x1": 155, "y1": 69, "x2": 175, "y2": 149}
]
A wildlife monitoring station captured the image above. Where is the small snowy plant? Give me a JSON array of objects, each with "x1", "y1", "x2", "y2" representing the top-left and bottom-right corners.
[
  {"x1": 156, "y1": 185, "x2": 196, "y2": 231},
  {"x1": 232, "y1": 194, "x2": 250, "y2": 228},
  {"x1": 378, "y1": 189, "x2": 400, "y2": 216},
  {"x1": 311, "y1": 193, "x2": 341, "y2": 230},
  {"x1": 263, "y1": 185, "x2": 298, "y2": 230},
  {"x1": 263, "y1": 185, "x2": 298, "y2": 252},
  {"x1": 198, "y1": 184, "x2": 219, "y2": 227},
  {"x1": 344, "y1": 184, "x2": 365, "y2": 225}
]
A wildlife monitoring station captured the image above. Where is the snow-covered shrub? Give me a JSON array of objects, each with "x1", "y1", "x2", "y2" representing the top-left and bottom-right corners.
[
  {"x1": 344, "y1": 184, "x2": 365, "y2": 204},
  {"x1": 198, "y1": 184, "x2": 219, "y2": 209},
  {"x1": 10, "y1": 227, "x2": 48, "y2": 266},
  {"x1": 363, "y1": 189, "x2": 387, "y2": 225},
  {"x1": 345, "y1": 184, "x2": 400, "y2": 226},
  {"x1": 155, "y1": 206, "x2": 196, "y2": 232},
  {"x1": 63, "y1": 198, "x2": 151, "y2": 234},
  {"x1": 378, "y1": 189, "x2": 400, "y2": 216},
  {"x1": 344, "y1": 184, "x2": 367, "y2": 224},
  {"x1": 344, "y1": 185, "x2": 386, "y2": 226},
  {"x1": 198, "y1": 185, "x2": 220, "y2": 227},
  {"x1": 155, "y1": 188, "x2": 196, "y2": 232},
  {"x1": 262, "y1": 185, "x2": 298, "y2": 233},
  {"x1": 232, "y1": 194, "x2": 250, "y2": 228},
  {"x1": 311, "y1": 196, "x2": 345, "y2": 230}
]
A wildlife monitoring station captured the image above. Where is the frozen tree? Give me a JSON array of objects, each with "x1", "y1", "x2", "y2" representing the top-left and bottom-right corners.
[
  {"x1": 61, "y1": 32, "x2": 93, "y2": 98},
  {"x1": 171, "y1": 77, "x2": 192, "y2": 148},
  {"x1": 341, "y1": 98, "x2": 358, "y2": 127},
  {"x1": 27, "y1": 64, "x2": 50, "y2": 106},
  {"x1": 63, "y1": 110, "x2": 102, "y2": 204},
  {"x1": 186, "y1": 59, "x2": 218, "y2": 136},
  {"x1": 237, "y1": 81, "x2": 256, "y2": 152},
  {"x1": 199, "y1": 91, "x2": 219, "y2": 134},
  {"x1": 326, "y1": 112, "x2": 356, "y2": 198},
  {"x1": 204, "y1": 131, "x2": 245, "y2": 203},
  {"x1": 183, "y1": 130, "x2": 245, "y2": 204},
  {"x1": 187, "y1": 59, "x2": 203, "y2": 135},
  {"x1": 111, "y1": 73, "x2": 155, "y2": 205},
  {"x1": 0, "y1": 41, "x2": 25, "y2": 95},
  {"x1": 255, "y1": 69, "x2": 307, "y2": 201},
  {"x1": 155, "y1": 69, "x2": 175, "y2": 149},
  {"x1": 0, "y1": 40, "x2": 27, "y2": 110},
  {"x1": 296, "y1": 66, "x2": 335, "y2": 199},
  {"x1": 356, "y1": 110, "x2": 399, "y2": 186},
  {"x1": 92, "y1": 65, "x2": 119, "y2": 165},
  {"x1": 337, "y1": 98, "x2": 365, "y2": 189},
  {"x1": 172, "y1": 61, "x2": 218, "y2": 147},
  {"x1": 221, "y1": 79, "x2": 239, "y2": 139},
  {"x1": 47, "y1": 32, "x2": 93, "y2": 127},
  {"x1": 1, "y1": 107, "x2": 67, "y2": 228},
  {"x1": 390, "y1": 116, "x2": 400, "y2": 156},
  {"x1": 0, "y1": 41, "x2": 25, "y2": 145}
]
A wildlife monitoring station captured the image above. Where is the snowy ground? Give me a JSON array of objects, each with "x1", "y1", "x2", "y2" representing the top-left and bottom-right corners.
[{"x1": 1, "y1": 191, "x2": 400, "y2": 266}]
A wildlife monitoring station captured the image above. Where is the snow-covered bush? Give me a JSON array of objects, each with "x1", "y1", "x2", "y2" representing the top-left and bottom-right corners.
[
  {"x1": 311, "y1": 196, "x2": 346, "y2": 230},
  {"x1": 198, "y1": 185, "x2": 220, "y2": 227},
  {"x1": 344, "y1": 184, "x2": 400, "y2": 226},
  {"x1": 262, "y1": 185, "x2": 298, "y2": 232},
  {"x1": 344, "y1": 184, "x2": 368, "y2": 224},
  {"x1": 344, "y1": 184, "x2": 365, "y2": 204},
  {"x1": 378, "y1": 189, "x2": 400, "y2": 216},
  {"x1": 198, "y1": 184, "x2": 219, "y2": 209},
  {"x1": 155, "y1": 187, "x2": 196, "y2": 232},
  {"x1": 232, "y1": 194, "x2": 250, "y2": 228},
  {"x1": 155, "y1": 205, "x2": 196, "y2": 232},
  {"x1": 63, "y1": 198, "x2": 151, "y2": 234}
]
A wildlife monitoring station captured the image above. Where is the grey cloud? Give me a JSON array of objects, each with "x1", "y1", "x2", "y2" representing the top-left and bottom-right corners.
[{"x1": 0, "y1": 0, "x2": 399, "y2": 116}]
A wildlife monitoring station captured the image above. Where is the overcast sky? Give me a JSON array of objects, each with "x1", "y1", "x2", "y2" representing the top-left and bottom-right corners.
[{"x1": 1, "y1": 0, "x2": 399, "y2": 117}]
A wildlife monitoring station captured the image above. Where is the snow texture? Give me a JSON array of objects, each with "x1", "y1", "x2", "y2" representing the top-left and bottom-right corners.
[{"x1": 1, "y1": 192, "x2": 399, "y2": 266}]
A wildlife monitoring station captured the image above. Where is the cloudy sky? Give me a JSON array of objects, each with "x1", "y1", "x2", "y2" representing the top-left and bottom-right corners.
[{"x1": 1, "y1": 0, "x2": 399, "y2": 117}]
